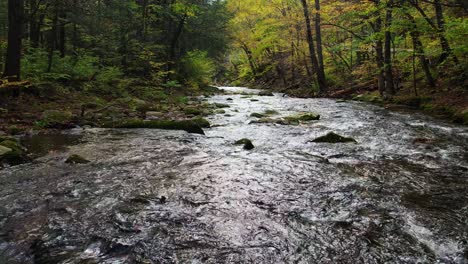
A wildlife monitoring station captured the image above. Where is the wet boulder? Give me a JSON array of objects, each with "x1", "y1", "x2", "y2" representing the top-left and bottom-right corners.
[
  {"x1": 0, "y1": 138, "x2": 27, "y2": 165},
  {"x1": 311, "y1": 132, "x2": 357, "y2": 143},
  {"x1": 103, "y1": 118, "x2": 209, "y2": 135},
  {"x1": 65, "y1": 154, "x2": 90, "y2": 164},
  {"x1": 234, "y1": 138, "x2": 255, "y2": 150},
  {"x1": 250, "y1": 113, "x2": 265, "y2": 118},
  {"x1": 284, "y1": 113, "x2": 320, "y2": 123},
  {"x1": 215, "y1": 103, "x2": 230, "y2": 108},
  {"x1": 258, "y1": 91, "x2": 274, "y2": 96}
]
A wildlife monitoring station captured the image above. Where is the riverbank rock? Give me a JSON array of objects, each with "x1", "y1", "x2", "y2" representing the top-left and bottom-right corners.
[
  {"x1": 234, "y1": 138, "x2": 255, "y2": 150},
  {"x1": 0, "y1": 138, "x2": 27, "y2": 165},
  {"x1": 104, "y1": 118, "x2": 209, "y2": 135},
  {"x1": 258, "y1": 91, "x2": 274, "y2": 96},
  {"x1": 311, "y1": 132, "x2": 357, "y2": 143},
  {"x1": 65, "y1": 154, "x2": 90, "y2": 164}
]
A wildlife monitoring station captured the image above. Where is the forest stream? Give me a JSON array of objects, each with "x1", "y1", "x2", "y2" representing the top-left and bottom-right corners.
[{"x1": 0, "y1": 87, "x2": 467, "y2": 263}]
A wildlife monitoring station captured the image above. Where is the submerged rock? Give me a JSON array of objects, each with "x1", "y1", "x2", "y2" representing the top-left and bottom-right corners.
[
  {"x1": 103, "y1": 118, "x2": 209, "y2": 135},
  {"x1": 311, "y1": 132, "x2": 357, "y2": 143},
  {"x1": 65, "y1": 154, "x2": 90, "y2": 164},
  {"x1": 234, "y1": 138, "x2": 255, "y2": 150}
]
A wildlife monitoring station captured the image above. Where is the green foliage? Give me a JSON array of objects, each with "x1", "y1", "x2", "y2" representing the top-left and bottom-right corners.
[{"x1": 181, "y1": 50, "x2": 216, "y2": 88}]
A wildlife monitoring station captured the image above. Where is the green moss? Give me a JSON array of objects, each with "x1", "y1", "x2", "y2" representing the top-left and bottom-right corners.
[
  {"x1": 65, "y1": 154, "x2": 90, "y2": 164},
  {"x1": 234, "y1": 138, "x2": 255, "y2": 150},
  {"x1": 311, "y1": 132, "x2": 357, "y2": 143},
  {"x1": 191, "y1": 117, "x2": 211, "y2": 128},
  {"x1": 103, "y1": 118, "x2": 208, "y2": 135},
  {"x1": 215, "y1": 109, "x2": 226, "y2": 114}
]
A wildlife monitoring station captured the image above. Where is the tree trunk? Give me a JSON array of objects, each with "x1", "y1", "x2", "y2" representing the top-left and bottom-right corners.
[
  {"x1": 241, "y1": 43, "x2": 257, "y2": 77},
  {"x1": 314, "y1": 0, "x2": 326, "y2": 82},
  {"x1": 384, "y1": 0, "x2": 395, "y2": 95},
  {"x1": 434, "y1": 0, "x2": 458, "y2": 63},
  {"x1": 300, "y1": 0, "x2": 326, "y2": 94},
  {"x1": 59, "y1": 9, "x2": 66, "y2": 58},
  {"x1": 3, "y1": 0, "x2": 24, "y2": 80},
  {"x1": 29, "y1": 0, "x2": 40, "y2": 47},
  {"x1": 406, "y1": 13, "x2": 436, "y2": 88},
  {"x1": 374, "y1": 0, "x2": 385, "y2": 96}
]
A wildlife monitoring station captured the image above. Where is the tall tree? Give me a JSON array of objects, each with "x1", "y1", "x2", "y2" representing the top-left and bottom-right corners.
[
  {"x1": 314, "y1": 0, "x2": 326, "y2": 85},
  {"x1": 383, "y1": 0, "x2": 395, "y2": 95},
  {"x1": 300, "y1": 0, "x2": 326, "y2": 94},
  {"x1": 3, "y1": 0, "x2": 24, "y2": 80}
]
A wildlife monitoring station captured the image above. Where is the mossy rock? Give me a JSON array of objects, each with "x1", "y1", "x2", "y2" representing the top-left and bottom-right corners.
[
  {"x1": 215, "y1": 109, "x2": 226, "y2": 114},
  {"x1": 184, "y1": 107, "x2": 205, "y2": 116},
  {"x1": 215, "y1": 103, "x2": 230, "y2": 108},
  {"x1": 40, "y1": 110, "x2": 73, "y2": 128},
  {"x1": 258, "y1": 91, "x2": 274, "y2": 96},
  {"x1": 250, "y1": 110, "x2": 279, "y2": 119},
  {"x1": 311, "y1": 132, "x2": 357, "y2": 143},
  {"x1": 264, "y1": 110, "x2": 279, "y2": 115},
  {"x1": 250, "y1": 99, "x2": 259, "y2": 102},
  {"x1": 191, "y1": 117, "x2": 211, "y2": 128},
  {"x1": 103, "y1": 118, "x2": 208, "y2": 135},
  {"x1": 234, "y1": 138, "x2": 255, "y2": 150},
  {"x1": 65, "y1": 154, "x2": 90, "y2": 164},
  {"x1": 0, "y1": 139, "x2": 27, "y2": 165},
  {"x1": 250, "y1": 113, "x2": 265, "y2": 118},
  {"x1": 284, "y1": 113, "x2": 320, "y2": 123},
  {"x1": 227, "y1": 98, "x2": 233, "y2": 101}
]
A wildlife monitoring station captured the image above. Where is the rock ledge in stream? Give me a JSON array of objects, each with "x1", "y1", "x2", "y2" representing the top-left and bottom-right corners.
[
  {"x1": 65, "y1": 154, "x2": 90, "y2": 164},
  {"x1": 234, "y1": 138, "x2": 255, "y2": 150},
  {"x1": 251, "y1": 112, "x2": 320, "y2": 125},
  {"x1": 311, "y1": 132, "x2": 357, "y2": 143},
  {"x1": 103, "y1": 118, "x2": 209, "y2": 135}
]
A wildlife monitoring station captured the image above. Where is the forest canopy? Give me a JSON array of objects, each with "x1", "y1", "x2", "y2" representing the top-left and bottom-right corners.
[{"x1": 0, "y1": 0, "x2": 467, "y2": 103}]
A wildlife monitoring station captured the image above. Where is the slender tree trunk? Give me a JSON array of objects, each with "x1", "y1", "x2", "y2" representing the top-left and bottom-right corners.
[
  {"x1": 58, "y1": 9, "x2": 66, "y2": 58},
  {"x1": 47, "y1": 8, "x2": 58, "y2": 72},
  {"x1": 374, "y1": 0, "x2": 385, "y2": 96},
  {"x1": 384, "y1": 0, "x2": 395, "y2": 95},
  {"x1": 406, "y1": 13, "x2": 436, "y2": 88},
  {"x1": 434, "y1": 0, "x2": 458, "y2": 64},
  {"x1": 241, "y1": 43, "x2": 257, "y2": 77},
  {"x1": 29, "y1": 0, "x2": 40, "y2": 47},
  {"x1": 314, "y1": 0, "x2": 325, "y2": 81},
  {"x1": 300, "y1": 0, "x2": 326, "y2": 94},
  {"x1": 3, "y1": 0, "x2": 24, "y2": 80}
]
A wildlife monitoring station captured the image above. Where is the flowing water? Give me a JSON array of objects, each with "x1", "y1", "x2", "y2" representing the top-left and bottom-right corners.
[{"x1": 1, "y1": 87, "x2": 467, "y2": 263}]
